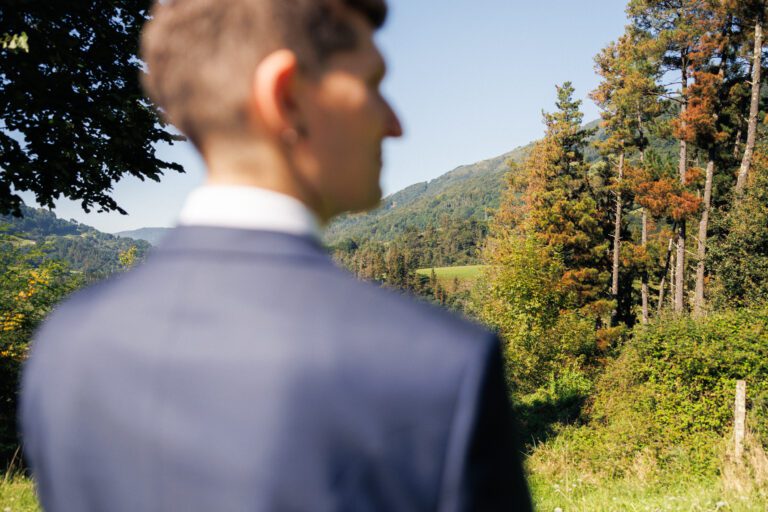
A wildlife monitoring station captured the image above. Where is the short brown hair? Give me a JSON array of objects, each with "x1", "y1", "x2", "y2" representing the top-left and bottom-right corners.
[{"x1": 140, "y1": 0, "x2": 387, "y2": 147}]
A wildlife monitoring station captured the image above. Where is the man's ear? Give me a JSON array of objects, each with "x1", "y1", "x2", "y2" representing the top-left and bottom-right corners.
[{"x1": 251, "y1": 49, "x2": 301, "y2": 139}]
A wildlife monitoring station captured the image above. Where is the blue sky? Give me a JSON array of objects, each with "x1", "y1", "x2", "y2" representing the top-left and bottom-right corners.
[{"x1": 33, "y1": 0, "x2": 629, "y2": 233}]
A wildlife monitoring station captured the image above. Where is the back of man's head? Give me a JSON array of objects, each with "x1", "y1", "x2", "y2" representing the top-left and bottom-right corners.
[{"x1": 141, "y1": 0, "x2": 387, "y2": 148}]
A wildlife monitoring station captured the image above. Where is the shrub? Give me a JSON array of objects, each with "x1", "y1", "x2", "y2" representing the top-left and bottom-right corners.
[
  {"x1": 0, "y1": 239, "x2": 81, "y2": 467},
  {"x1": 472, "y1": 235, "x2": 599, "y2": 394},
  {"x1": 534, "y1": 309, "x2": 768, "y2": 480}
]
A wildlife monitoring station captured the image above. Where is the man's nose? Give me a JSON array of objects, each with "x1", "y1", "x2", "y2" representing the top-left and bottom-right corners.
[{"x1": 385, "y1": 101, "x2": 403, "y2": 138}]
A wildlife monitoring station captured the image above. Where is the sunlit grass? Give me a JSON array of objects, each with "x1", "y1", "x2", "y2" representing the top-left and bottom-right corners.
[
  {"x1": 530, "y1": 475, "x2": 766, "y2": 512},
  {"x1": 415, "y1": 265, "x2": 485, "y2": 280},
  {"x1": 0, "y1": 477, "x2": 39, "y2": 512},
  {"x1": 4, "y1": 472, "x2": 767, "y2": 510}
]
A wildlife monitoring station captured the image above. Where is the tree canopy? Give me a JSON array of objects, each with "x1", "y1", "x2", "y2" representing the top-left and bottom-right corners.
[{"x1": 0, "y1": 0, "x2": 184, "y2": 216}]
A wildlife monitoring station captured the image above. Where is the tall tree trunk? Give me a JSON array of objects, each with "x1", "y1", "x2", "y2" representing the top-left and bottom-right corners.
[
  {"x1": 639, "y1": 125, "x2": 649, "y2": 324},
  {"x1": 694, "y1": 157, "x2": 715, "y2": 317},
  {"x1": 657, "y1": 234, "x2": 676, "y2": 315},
  {"x1": 611, "y1": 151, "x2": 624, "y2": 325},
  {"x1": 736, "y1": 20, "x2": 763, "y2": 195},
  {"x1": 675, "y1": 63, "x2": 689, "y2": 314},
  {"x1": 670, "y1": 247, "x2": 676, "y2": 311},
  {"x1": 641, "y1": 208, "x2": 649, "y2": 324}
]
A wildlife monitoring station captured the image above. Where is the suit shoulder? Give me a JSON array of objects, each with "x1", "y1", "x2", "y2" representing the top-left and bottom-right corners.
[
  {"x1": 323, "y1": 265, "x2": 496, "y2": 351},
  {"x1": 29, "y1": 269, "x2": 144, "y2": 358}
]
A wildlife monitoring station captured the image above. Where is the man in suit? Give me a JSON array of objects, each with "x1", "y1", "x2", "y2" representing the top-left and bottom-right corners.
[{"x1": 20, "y1": 0, "x2": 532, "y2": 510}]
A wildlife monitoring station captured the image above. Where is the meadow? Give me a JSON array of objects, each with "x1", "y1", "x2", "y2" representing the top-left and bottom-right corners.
[{"x1": 415, "y1": 264, "x2": 485, "y2": 280}]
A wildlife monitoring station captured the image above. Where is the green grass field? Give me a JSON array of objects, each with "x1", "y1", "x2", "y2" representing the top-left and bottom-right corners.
[
  {"x1": 415, "y1": 265, "x2": 485, "y2": 280},
  {"x1": 530, "y1": 476, "x2": 767, "y2": 511},
  {"x1": 4, "y1": 475, "x2": 765, "y2": 511}
]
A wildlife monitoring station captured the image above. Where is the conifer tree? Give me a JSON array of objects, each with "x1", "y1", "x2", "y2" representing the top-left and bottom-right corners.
[
  {"x1": 593, "y1": 30, "x2": 663, "y2": 324},
  {"x1": 680, "y1": 4, "x2": 737, "y2": 316},
  {"x1": 730, "y1": 0, "x2": 767, "y2": 195},
  {"x1": 628, "y1": 0, "x2": 705, "y2": 313},
  {"x1": 520, "y1": 83, "x2": 611, "y2": 318}
]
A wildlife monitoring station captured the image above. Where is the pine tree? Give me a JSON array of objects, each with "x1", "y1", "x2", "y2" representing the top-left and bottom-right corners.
[
  {"x1": 520, "y1": 83, "x2": 611, "y2": 318},
  {"x1": 593, "y1": 29, "x2": 664, "y2": 324},
  {"x1": 628, "y1": 0, "x2": 706, "y2": 313},
  {"x1": 680, "y1": 4, "x2": 737, "y2": 316},
  {"x1": 730, "y1": 0, "x2": 767, "y2": 194}
]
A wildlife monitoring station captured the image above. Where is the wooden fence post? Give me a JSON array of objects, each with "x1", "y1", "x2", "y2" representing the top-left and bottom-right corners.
[{"x1": 734, "y1": 380, "x2": 747, "y2": 460}]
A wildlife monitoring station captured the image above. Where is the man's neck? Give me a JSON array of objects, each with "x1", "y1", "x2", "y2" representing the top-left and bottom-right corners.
[{"x1": 203, "y1": 141, "x2": 332, "y2": 224}]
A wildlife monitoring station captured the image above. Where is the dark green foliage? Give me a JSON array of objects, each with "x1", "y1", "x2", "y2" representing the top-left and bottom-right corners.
[
  {"x1": 584, "y1": 309, "x2": 768, "y2": 475},
  {"x1": 710, "y1": 141, "x2": 768, "y2": 308},
  {"x1": 513, "y1": 368, "x2": 593, "y2": 445},
  {"x1": 0, "y1": 0, "x2": 184, "y2": 216},
  {"x1": 331, "y1": 220, "x2": 487, "y2": 278}
]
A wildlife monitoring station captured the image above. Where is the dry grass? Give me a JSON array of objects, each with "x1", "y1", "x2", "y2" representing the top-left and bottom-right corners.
[{"x1": 721, "y1": 432, "x2": 768, "y2": 503}]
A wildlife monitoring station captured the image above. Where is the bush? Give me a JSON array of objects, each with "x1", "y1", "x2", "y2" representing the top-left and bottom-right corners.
[
  {"x1": 0, "y1": 239, "x2": 81, "y2": 467},
  {"x1": 472, "y1": 235, "x2": 599, "y2": 394},
  {"x1": 610, "y1": 310, "x2": 768, "y2": 445},
  {"x1": 532, "y1": 309, "x2": 768, "y2": 480},
  {"x1": 514, "y1": 366, "x2": 594, "y2": 444}
]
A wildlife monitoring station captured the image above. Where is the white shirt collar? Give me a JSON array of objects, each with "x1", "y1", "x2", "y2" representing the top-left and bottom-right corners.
[{"x1": 177, "y1": 185, "x2": 321, "y2": 240}]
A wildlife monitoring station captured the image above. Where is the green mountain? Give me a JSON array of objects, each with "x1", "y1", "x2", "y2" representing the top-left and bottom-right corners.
[
  {"x1": 324, "y1": 143, "x2": 534, "y2": 245},
  {"x1": 1, "y1": 206, "x2": 151, "y2": 280}
]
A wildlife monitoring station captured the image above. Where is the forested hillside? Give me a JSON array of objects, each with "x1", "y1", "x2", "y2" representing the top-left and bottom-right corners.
[
  {"x1": 1, "y1": 205, "x2": 150, "y2": 280},
  {"x1": 325, "y1": 144, "x2": 532, "y2": 244},
  {"x1": 326, "y1": 119, "x2": 619, "y2": 280}
]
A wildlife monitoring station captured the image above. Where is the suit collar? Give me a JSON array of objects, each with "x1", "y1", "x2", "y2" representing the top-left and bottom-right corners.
[
  {"x1": 153, "y1": 226, "x2": 330, "y2": 262},
  {"x1": 177, "y1": 185, "x2": 322, "y2": 241}
]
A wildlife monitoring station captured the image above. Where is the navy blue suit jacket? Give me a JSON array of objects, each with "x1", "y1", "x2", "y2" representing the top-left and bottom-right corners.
[{"x1": 21, "y1": 227, "x2": 532, "y2": 511}]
